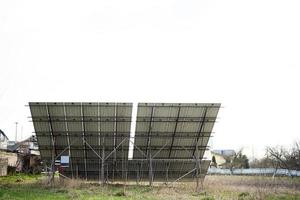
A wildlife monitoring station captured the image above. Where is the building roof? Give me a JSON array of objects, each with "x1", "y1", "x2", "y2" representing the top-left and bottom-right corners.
[
  {"x1": 0, "y1": 129, "x2": 9, "y2": 141},
  {"x1": 212, "y1": 149, "x2": 236, "y2": 157}
]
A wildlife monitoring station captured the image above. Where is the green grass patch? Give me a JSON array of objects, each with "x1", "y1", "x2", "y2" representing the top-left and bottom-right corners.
[
  {"x1": 0, "y1": 186, "x2": 68, "y2": 200},
  {"x1": 265, "y1": 194, "x2": 300, "y2": 200},
  {"x1": 0, "y1": 174, "x2": 299, "y2": 200},
  {"x1": 0, "y1": 173, "x2": 41, "y2": 184}
]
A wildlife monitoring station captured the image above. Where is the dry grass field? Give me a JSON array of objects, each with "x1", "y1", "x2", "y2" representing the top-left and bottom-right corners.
[{"x1": 0, "y1": 174, "x2": 299, "y2": 200}]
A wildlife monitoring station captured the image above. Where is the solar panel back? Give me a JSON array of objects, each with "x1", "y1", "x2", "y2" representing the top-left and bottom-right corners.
[
  {"x1": 30, "y1": 102, "x2": 220, "y2": 182},
  {"x1": 133, "y1": 103, "x2": 220, "y2": 160},
  {"x1": 30, "y1": 102, "x2": 132, "y2": 179}
]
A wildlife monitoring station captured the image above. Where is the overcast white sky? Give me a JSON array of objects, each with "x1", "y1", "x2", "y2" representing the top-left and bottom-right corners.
[{"x1": 1, "y1": 0, "x2": 299, "y2": 158}]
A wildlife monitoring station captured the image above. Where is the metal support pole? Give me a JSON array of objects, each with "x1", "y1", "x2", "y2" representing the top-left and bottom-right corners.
[
  {"x1": 113, "y1": 103, "x2": 117, "y2": 183},
  {"x1": 53, "y1": 141, "x2": 78, "y2": 161},
  {"x1": 165, "y1": 165, "x2": 169, "y2": 184},
  {"x1": 171, "y1": 168, "x2": 196, "y2": 184},
  {"x1": 81, "y1": 103, "x2": 88, "y2": 181},
  {"x1": 165, "y1": 107, "x2": 181, "y2": 185},
  {"x1": 82, "y1": 136, "x2": 128, "y2": 185},
  {"x1": 195, "y1": 144, "x2": 201, "y2": 192},
  {"x1": 193, "y1": 107, "x2": 208, "y2": 157},
  {"x1": 105, "y1": 138, "x2": 127, "y2": 160},
  {"x1": 98, "y1": 102, "x2": 101, "y2": 184},
  {"x1": 149, "y1": 151, "x2": 153, "y2": 186},
  {"x1": 152, "y1": 142, "x2": 168, "y2": 159},
  {"x1": 84, "y1": 139, "x2": 102, "y2": 160},
  {"x1": 128, "y1": 139, "x2": 147, "y2": 158},
  {"x1": 46, "y1": 103, "x2": 56, "y2": 186},
  {"x1": 101, "y1": 138, "x2": 105, "y2": 185},
  {"x1": 136, "y1": 163, "x2": 140, "y2": 185},
  {"x1": 122, "y1": 141, "x2": 124, "y2": 181},
  {"x1": 50, "y1": 138, "x2": 55, "y2": 186},
  {"x1": 63, "y1": 103, "x2": 73, "y2": 179},
  {"x1": 112, "y1": 160, "x2": 115, "y2": 183},
  {"x1": 106, "y1": 164, "x2": 109, "y2": 183},
  {"x1": 76, "y1": 165, "x2": 78, "y2": 179}
]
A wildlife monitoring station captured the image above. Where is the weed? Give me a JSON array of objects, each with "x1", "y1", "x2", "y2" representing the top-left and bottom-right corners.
[
  {"x1": 201, "y1": 197, "x2": 215, "y2": 200},
  {"x1": 238, "y1": 192, "x2": 254, "y2": 200},
  {"x1": 114, "y1": 191, "x2": 126, "y2": 196}
]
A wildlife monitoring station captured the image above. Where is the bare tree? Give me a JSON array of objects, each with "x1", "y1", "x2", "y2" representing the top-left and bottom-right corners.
[
  {"x1": 266, "y1": 146, "x2": 290, "y2": 178},
  {"x1": 266, "y1": 141, "x2": 300, "y2": 178},
  {"x1": 290, "y1": 141, "x2": 300, "y2": 170}
]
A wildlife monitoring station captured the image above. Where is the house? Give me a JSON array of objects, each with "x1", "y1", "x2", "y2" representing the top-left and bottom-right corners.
[
  {"x1": 5, "y1": 135, "x2": 39, "y2": 155},
  {"x1": 0, "y1": 134, "x2": 41, "y2": 174},
  {"x1": 13, "y1": 135, "x2": 41, "y2": 173},
  {"x1": 0, "y1": 129, "x2": 9, "y2": 150},
  {"x1": 211, "y1": 149, "x2": 236, "y2": 168}
]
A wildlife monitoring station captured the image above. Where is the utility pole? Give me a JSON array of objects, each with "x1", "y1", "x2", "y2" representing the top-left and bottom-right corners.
[
  {"x1": 15, "y1": 122, "x2": 18, "y2": 142},
  {"x1": 21, "y1": 126, "x2": 23, "y2": 141}
]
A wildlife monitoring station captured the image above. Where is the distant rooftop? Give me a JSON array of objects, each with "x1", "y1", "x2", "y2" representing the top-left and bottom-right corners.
[
  {"x1": 212, "y1": 149, "x2": 236, "y2": 157},
  {"x1": 0, "y1": 129, "x2": 9, "y2": 141}
]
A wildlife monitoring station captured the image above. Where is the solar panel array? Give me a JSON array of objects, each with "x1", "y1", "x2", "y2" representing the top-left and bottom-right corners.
[
  {"x1": 30, "y1": 102, "x2": 132, "y2": 179},
  {"x1": 133, "y1": 103, "x2": 220, "y2": 160},
  {"x1": 29, "y1": 102, "x2": 220, "y2": 181}
]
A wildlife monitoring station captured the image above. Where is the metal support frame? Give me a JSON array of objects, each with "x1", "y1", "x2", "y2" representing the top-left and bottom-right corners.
[
  {"x1": 166, "y1": 107, "x2": 181, "y2": 184},
  {"x1": 30, "y1": 103, "x2": 218, "y2": 187},
  {"x1": 105, "y1": 138, "x2": 127, "y2": 160},
  {"x1": 171, "y1": 168, "x2": 196, "y2": 184},
  {"x1": 113, "y1": 103, "x2": 118, "y2": 182},
  {"x1": 101, "y1": 137, "x2": 105, "y2": 184},
  {"x1": 81, "y1": 103, "x2": 88, "y2": 180},
  {"x1": 195, "y1": 144, "x2": 201, "y2": 192},
  {"x1": 82, "y1": 137, "x2": 127, "y2": 184},
  {"x1": 38, "y1": 145, "x2": 208, "y2": 150},
  {"x1": 46, "y1": 139, "x2": 74, "y2": 184},
  {"x1": 31, "y1": 119, "x2": 217, "y2": 123},
  {"x1": 34, "y1": 131, "x2": 214, "y2": 136},
  {"x1": 50, "y1": 137, "x2": 55, "y2": 185},
  {"x1": 30, "y1": 117, "x2": 217, "y2": 123},
  {"x1": 53, "y1": 140, "x2": 80, "y2": 161},
  {"x1": 84, "y1": 139, "x2": 102, "y2": 159},
  {"x1": 63, "y1": 103, "x2": 73, "y2": 178},
  {"x1": 193, "y1": 107, "x2": 208, "y2": 192},
  {"x1": 192, "y1": 107, "x2": 208, "y2": 157},
  {"x1": 145, "y1": 106, "x2": 154, "y2": 186},
  {"x1": 44, "y1": 135, "x2": 210, "y2": 187},
  {"x1": 128, "y1": 132, "x2": 208, "y2": 186},
  {"x1": 168, "y1": 107, "x2": 181, "y2": 158},
  {"x1": 145, "y1": 106, "x2": 154, "y2": 156},
  {"x1": 98, "y1": 103, "x2": 101, "y2": 183},
  {"x1": 136, "y1": 162, "x2": 141, "y2": 185},
  {"x1": 45, "y1": 103, "x2": 56, "y2": 185},
  {"x1": 129, "y1": 138, "x2": 170, "y2": 186},
  {"x1": 149, "y1": 151, "x2": 153, "y2": 186}
]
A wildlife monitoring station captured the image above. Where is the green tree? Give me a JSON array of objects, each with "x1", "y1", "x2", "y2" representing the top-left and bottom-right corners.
[{"x1": 211, "y1": 155, "x2": 217, "y2": 167}]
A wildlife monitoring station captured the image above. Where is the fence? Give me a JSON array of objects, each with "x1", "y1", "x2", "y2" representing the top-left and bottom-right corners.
[{"x1": 208, "y1": 167, "x2": 300, "y2": 177}]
